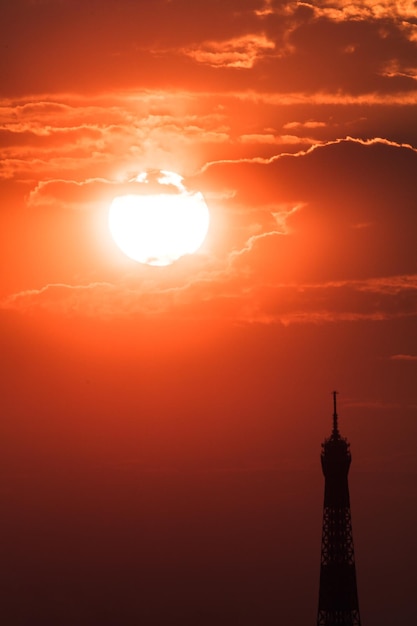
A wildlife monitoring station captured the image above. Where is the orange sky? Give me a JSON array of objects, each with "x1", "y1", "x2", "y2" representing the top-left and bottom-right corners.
[{"x1": 1, "y1": 2, "x2": 417, "y2": 625}]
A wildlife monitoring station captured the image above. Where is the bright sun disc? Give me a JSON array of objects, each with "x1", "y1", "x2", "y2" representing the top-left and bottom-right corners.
[{"x1": 109, "y1": 171, "x2": 210, "y2": 266}]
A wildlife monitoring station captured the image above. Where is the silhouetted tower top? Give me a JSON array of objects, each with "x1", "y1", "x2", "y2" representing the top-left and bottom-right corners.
[
  {"x1": 321, "y1": 391, "x2": 352, "y2": 508},
  {"x1": 317, "y1": 392, "x2": 361, "y2": 626}
]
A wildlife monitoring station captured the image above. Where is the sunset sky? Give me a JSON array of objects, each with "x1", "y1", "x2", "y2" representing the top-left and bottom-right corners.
[{"x1": 1, "y1": 1, "x2": 417, "y2": 625}]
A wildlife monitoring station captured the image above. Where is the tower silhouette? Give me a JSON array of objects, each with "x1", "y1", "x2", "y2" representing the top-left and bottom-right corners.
[{"x1": 317, "y1": 392, "x2": 361, "y2": 626}]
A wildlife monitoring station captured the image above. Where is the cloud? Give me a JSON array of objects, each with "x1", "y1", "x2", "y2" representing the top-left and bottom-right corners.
[
  {"x1": 0, "y1": 94, "x2": 234, "y2": 180},
  {"x1": 389, "y1": 354, "x2": 417, "y2": 361},
  {"x1": 2, "y1": 272, "x2": 416, "y2": 326},
  {"x1": 255, "y1": 0, "x2": 275, "y2": 18},
  {"x1": 307, "y1": 1, "x2": 417, "y2": 23},
  {"x1": 283, "y1": 120, "x2": 326, "y2": 130},
  {"x1": 182, "y1": 34, "x2": 276, "y2": 68},
  {"x1": 0, "y1": 279, "x2": 203, "y2": 318},
  {"x1": 3, "y1": 0, "x2": 417, "y2": 100},
  {"x1": 238, "y1": 133, "x2": 317, "y2": 146},
  {"x1": 239, "y1": 133, "x2": 279, "y2": 144},
  {"x1": 194, "y1": 138, "x2": 417, "y2": 287},
  {"x1": 2, "y1": 90, "x2": 417, "y2": 185},
  {"x1": 26, "y1": 178, "x2": 122, "y2": 211},
  {"x1": 3, "y1": 138, "x2": 417, "y2": 326}
]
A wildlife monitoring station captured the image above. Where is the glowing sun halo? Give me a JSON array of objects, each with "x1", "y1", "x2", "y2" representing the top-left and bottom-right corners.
[{"x1": 109, "y1": 171, "x2": 210, "y2": 266}]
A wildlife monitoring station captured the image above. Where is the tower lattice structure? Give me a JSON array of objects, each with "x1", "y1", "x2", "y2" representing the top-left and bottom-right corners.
[{"x1": 317, "y1": 392, "x2": 361, "y2": 626}]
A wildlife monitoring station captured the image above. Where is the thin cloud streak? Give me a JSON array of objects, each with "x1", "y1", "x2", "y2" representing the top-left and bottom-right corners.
[
  {"x1": 200, "y1": 136, "x2": 417, "y2": 172},
  {"x1": 2, "y1": 273, "x2": 416, "y2": 324},
  {"x1": 389, "y1": 353, "x2": 417, "y2": 361}
]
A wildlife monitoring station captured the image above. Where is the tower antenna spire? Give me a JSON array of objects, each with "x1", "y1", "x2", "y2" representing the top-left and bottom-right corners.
[{"x1": 332, "y1": 390, "x2": 339, "y2": 438}]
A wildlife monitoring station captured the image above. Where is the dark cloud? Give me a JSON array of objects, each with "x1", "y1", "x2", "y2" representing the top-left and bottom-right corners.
[
  {"x1": 2, "y1": 0, "x2": 417, "y2": 96},
  {"x1": 197, "y1": 139, "x2": 417, "y2": 282}
]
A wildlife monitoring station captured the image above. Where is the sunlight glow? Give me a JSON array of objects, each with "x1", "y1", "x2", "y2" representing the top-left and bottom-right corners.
[{"x1": 109, "y1": 171, "x2": 210, "y2": 266}]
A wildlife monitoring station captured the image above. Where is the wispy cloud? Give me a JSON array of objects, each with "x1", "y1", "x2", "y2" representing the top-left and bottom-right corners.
[
  {"x1": 2, "y1": 271, "x2": 416, "y2": 325},
  {"x1": 200, "y1": 135, "x2": 417, "y2": 171},
  {"x1": 2, "y1": 91, "x2": 417, "y2": 184},
  {"x1": 389, "y1": 353, "x2": 417, "y2": 361},
  {"x1": 305, "y1": 0, "x2": 417, "y2": 23},
  {"x1": 182, "y1": 34, "x2": 275, "y2": 68}
]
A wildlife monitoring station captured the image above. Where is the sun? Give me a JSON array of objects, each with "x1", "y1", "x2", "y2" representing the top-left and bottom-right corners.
[{"x1": 109, "y1": 170, "x2": 210, "y2": 266}]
